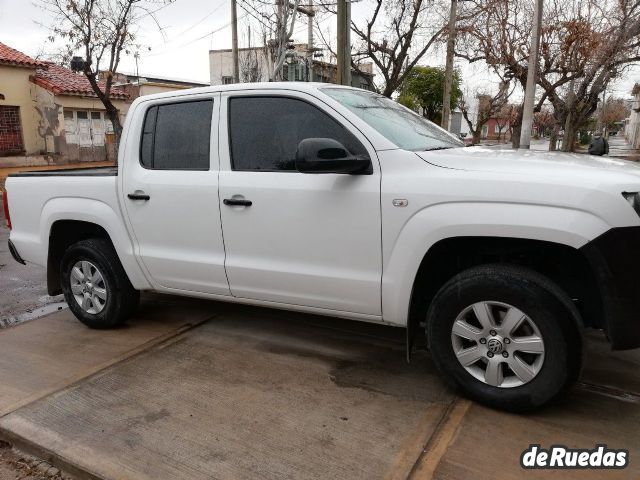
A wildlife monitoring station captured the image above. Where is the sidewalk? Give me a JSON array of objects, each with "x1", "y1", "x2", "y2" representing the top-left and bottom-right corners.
[{"x1": 608, "y1": 136, "x2": 640, "y2": 161}]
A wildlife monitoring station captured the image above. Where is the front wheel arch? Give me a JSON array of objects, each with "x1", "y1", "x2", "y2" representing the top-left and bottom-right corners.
[{"x1": 405, "y1": 236, "x2": 601, "y2": 359}]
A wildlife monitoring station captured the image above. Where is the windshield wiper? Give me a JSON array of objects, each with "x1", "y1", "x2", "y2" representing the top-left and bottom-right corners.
[{"x1": 422, "y1": 146, "x2": 453, "y2": 151}]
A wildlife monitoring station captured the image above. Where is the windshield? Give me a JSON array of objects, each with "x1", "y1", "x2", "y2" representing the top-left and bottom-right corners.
[{"x1": 321, "y1": 87, "x2": 464, "y2": 151}]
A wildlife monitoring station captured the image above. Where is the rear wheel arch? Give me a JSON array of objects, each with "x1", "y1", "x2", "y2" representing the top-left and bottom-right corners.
[{"x1": 47, "y1": 220, "x2": 119, "y2": 296}]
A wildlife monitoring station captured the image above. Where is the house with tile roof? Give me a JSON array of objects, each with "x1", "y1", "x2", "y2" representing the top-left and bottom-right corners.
[
  {"x1": 0, "y1": 41, "x2": 130, "y2": 164},
  {"x1": 0, "y1": 42, "x2": 46, "y2": 158},
  {"x1": 30, "y1": 61, "x2": 129, "y2": 162}
]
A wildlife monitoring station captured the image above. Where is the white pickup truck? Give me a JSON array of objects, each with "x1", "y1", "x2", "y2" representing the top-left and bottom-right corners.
[{"x1": 5, "y1": 83, "x2": 640, "y2": 411}]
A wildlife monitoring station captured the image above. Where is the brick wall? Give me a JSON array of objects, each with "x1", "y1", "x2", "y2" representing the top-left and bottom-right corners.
[{"x1": 0, "y1": 105, "x2": 24, "y2": 154}]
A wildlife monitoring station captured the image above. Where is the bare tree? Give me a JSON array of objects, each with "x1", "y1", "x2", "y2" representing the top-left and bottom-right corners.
[
  {"x1": 458, "y1": 81, "x2": 511, "y2": 145},
  {"x1": 239, "y1": 26, "x2": 263, "y2": 82},
  {"x1": 41, "y1": 0, "x2": 169, "y2": 148},
  {"x1": 458, "y1": 0, "x2": 640, "y2": 151},
  {"x1": 317, "y1": 0, "x2": 456, "y2": 97},
  {"x1": 598, "y1": 97, "x2": 631, "y2": 133},
  {"x1": 534, "y1": 108, "x2": 557, "y2": 139},
  {"x1": 239, "y1": 0, "x2": 300, "y2": 81}
]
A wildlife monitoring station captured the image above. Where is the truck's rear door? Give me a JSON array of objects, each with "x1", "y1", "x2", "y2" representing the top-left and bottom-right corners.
[{"x1": 120, "y1": 93, "x2": 230, "y2": 295}]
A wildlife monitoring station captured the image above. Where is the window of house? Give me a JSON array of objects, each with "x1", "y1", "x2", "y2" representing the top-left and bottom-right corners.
[
  {"x1": 64, "y1": 110, "x2": 112, "y2": 147},
  {"x1": 0, "y1": 106, "x2": 24, "y2": 153},
  {"x1": 228, "y1": 96, "x2": 367, "y2": 171},
  {"x1": 140, "y1": 99, "x2": 213, "y2": 170},
  {"x1": 494, "y1": 124, "x2": 502, "y2": 133},
  {"x1": 222, "y1": 76, "x2": 234, "y2": 85}
]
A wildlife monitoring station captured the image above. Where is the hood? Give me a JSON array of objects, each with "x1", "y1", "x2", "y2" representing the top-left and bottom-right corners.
[{"x1": 417, "y1": 146, "x2": 640, "y2": 182}]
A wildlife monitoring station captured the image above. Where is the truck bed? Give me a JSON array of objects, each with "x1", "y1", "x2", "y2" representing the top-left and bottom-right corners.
[{"x1": 8, "y1": 166, "x2": 117, "y2": 177}]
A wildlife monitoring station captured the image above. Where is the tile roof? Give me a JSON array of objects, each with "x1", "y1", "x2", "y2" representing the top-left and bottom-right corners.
[
  {"x1": 31, "y1": 62, "x2": 128, "y2": 100},
  {"x1": 0, "y1": 42, "x2": 45, "y2": 68}
]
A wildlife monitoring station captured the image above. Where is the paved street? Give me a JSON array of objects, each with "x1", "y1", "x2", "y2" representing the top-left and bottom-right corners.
[
  {"x1": 483, "y1": 136, "x2": 640, "y2": 161},
  {"x1": 0, "y1": 294, "x2": 638, "y2": 479}
]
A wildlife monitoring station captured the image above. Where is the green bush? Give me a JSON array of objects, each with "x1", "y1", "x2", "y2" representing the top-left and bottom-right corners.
[{"x1": 579, "y1": 131, "x2": 592, "y2": 145}]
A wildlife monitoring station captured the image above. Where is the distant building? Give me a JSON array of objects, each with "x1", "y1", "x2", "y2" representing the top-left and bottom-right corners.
[
  {"x1": 481, "y1": 117, "x2": 511, "y2": 142},
  {"x1": 107, "y1": 72, "x2": 209, "y2": 101},
  {"x1": 209, "y1": 45, "x2": 375, "y2": 90},
  {"x1": 627, "y1": 83, "x2": 640, "y2": 149}
]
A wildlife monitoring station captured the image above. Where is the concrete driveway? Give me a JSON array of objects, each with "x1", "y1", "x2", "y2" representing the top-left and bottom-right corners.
[{"x1": 0, "y1": 295, "x2": 638, "y2": 479}]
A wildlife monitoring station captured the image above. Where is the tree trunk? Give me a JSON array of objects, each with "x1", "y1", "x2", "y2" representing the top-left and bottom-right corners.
[
  {"x1": 472, "y1": 130, "x2": 481, "y2": 145},
  {"x1": 561, "y1": 122, "x2": 578, "y2": 152},
  {"x1": 510, "y1": 106, "x2": 523, "y2": 149},
  {"x1": 549, "y1": 125, "x2": 559, "y2": 151},
  {"x1": 105, "y1": 105, "x2": 122, "y2": 163},
  {"x1": 511, "y1": 124, "x2": 521, "y2": 149}
]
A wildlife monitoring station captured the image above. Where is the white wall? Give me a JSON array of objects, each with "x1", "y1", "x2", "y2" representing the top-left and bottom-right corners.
[{"x1": 210, "y1": 49, "x2": 270, "y2": 85}]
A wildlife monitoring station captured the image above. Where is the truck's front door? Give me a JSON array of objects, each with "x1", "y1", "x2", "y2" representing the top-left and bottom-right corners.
[
  {"x1": 218, "y1": 91, "x2": 382, "y2": 316},
  {"x1": 121, "y1": 93, "x2": 230, "y2": 295}
]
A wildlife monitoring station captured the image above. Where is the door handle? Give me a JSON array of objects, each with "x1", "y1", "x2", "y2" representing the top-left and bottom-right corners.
[
  {"x1": 223, "y1": 198, "x2": 252, "y2": 207},
  {"x1": 128, "y1": 192, "x2": 150, "y2": 201}
]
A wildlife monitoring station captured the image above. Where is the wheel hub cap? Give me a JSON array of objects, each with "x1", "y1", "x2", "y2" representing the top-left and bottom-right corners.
[
  {"x1": 70, "y1": 260, "x2": 107, "y2": 315},
  {"x1": 487, "y1": 338, "x2": 503, "y2": 354},
  {"x1": 450, "y1": 301, "x2": 545, "y2": 388}
]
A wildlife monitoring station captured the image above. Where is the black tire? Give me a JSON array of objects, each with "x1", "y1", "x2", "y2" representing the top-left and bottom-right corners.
[
  {"x1": 426, "y1": 264, "x2": 583, "y2": 412},
  {"x1": 60, "y1": 238, "x2": 139, "y2": 329}
]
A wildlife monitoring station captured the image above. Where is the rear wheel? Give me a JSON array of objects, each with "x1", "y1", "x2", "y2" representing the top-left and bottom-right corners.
[
  {"x1": 61, "y1": 239, "x2": 139, "y2": 329},
  {"x1": 426, "y1": 264, "x2": 583, "y2": 412}
]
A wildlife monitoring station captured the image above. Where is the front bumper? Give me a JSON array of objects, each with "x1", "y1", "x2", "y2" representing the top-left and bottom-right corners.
[
  {"x1": 8, "y1": 239, "x2": 25, "y2": 265},
  {"x1": 580, "y1": 226, "x2": 640, "y2": 350}
]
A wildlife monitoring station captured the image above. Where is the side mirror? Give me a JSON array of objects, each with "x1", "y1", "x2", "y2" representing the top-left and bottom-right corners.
[{"x1": 295, "y1": 138, "x2": 372, "y2": 175}]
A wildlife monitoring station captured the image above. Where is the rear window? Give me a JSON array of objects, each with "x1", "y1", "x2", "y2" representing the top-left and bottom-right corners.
[{"x1": 140, "y1": 100, "x2": 213, "y2": 170}]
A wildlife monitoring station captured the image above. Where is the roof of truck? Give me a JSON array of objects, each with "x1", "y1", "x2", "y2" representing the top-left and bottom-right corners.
[{"x1": 132, "y1": 82, "x2": 362, "y2": 103}]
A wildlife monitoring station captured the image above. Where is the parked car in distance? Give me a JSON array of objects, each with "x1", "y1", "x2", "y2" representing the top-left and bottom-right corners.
[{"x1": 5, "y1": 82, "x2": 640, "y2": 412}]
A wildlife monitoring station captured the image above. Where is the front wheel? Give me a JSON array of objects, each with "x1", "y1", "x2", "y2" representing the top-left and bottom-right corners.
[
  {"x1": 426, "y1": 264, "x2": 583, "y2": 412},
  {"x1": 60, "y1": 238, "x2": 139, "y2": 329}
]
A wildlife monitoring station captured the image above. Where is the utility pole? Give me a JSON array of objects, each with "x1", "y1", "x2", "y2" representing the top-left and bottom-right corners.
[
  {"x1": 231, "y1": 0, "x2": 239, "y2": 83},
  {"x1": 307, "y1": 0, "x2": 314, "y2": 82},
  {"x1": 294, "y1": 0, "x2": 315, "y2": 82},
  {"x1": 520, "y1": 0, "x2": 543, "y2": 149},
  {"x1": 599, "y1": 85, "x2": 608, "y2": 137},
  {"x1": 336, "y1": 0, "x2": 351, "y2": 86},
  {"x1": 441, "y1": 0, "x2": 458, "y2": 131}
]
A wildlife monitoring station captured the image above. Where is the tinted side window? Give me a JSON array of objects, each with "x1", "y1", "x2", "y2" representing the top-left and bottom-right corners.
[
  {"x1": 140, "y1": 100, "x2": 213, "y2": 170},
  {"x1": 228, "y1": 96, "x2": 367, "y2": 171}
]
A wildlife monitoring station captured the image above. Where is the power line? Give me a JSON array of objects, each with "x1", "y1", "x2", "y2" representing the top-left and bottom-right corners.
[
  {"x1": 142, "y1": 15, "x2": 246, "y2": 58},
  {"x1": 172, "y1": 0, "x2": 228, "y2": 40}
]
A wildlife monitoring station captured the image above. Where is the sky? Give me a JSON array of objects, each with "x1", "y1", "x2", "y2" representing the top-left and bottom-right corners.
[{"x1": 0, "y1": 0, "x2": 637, "y2": 97}]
